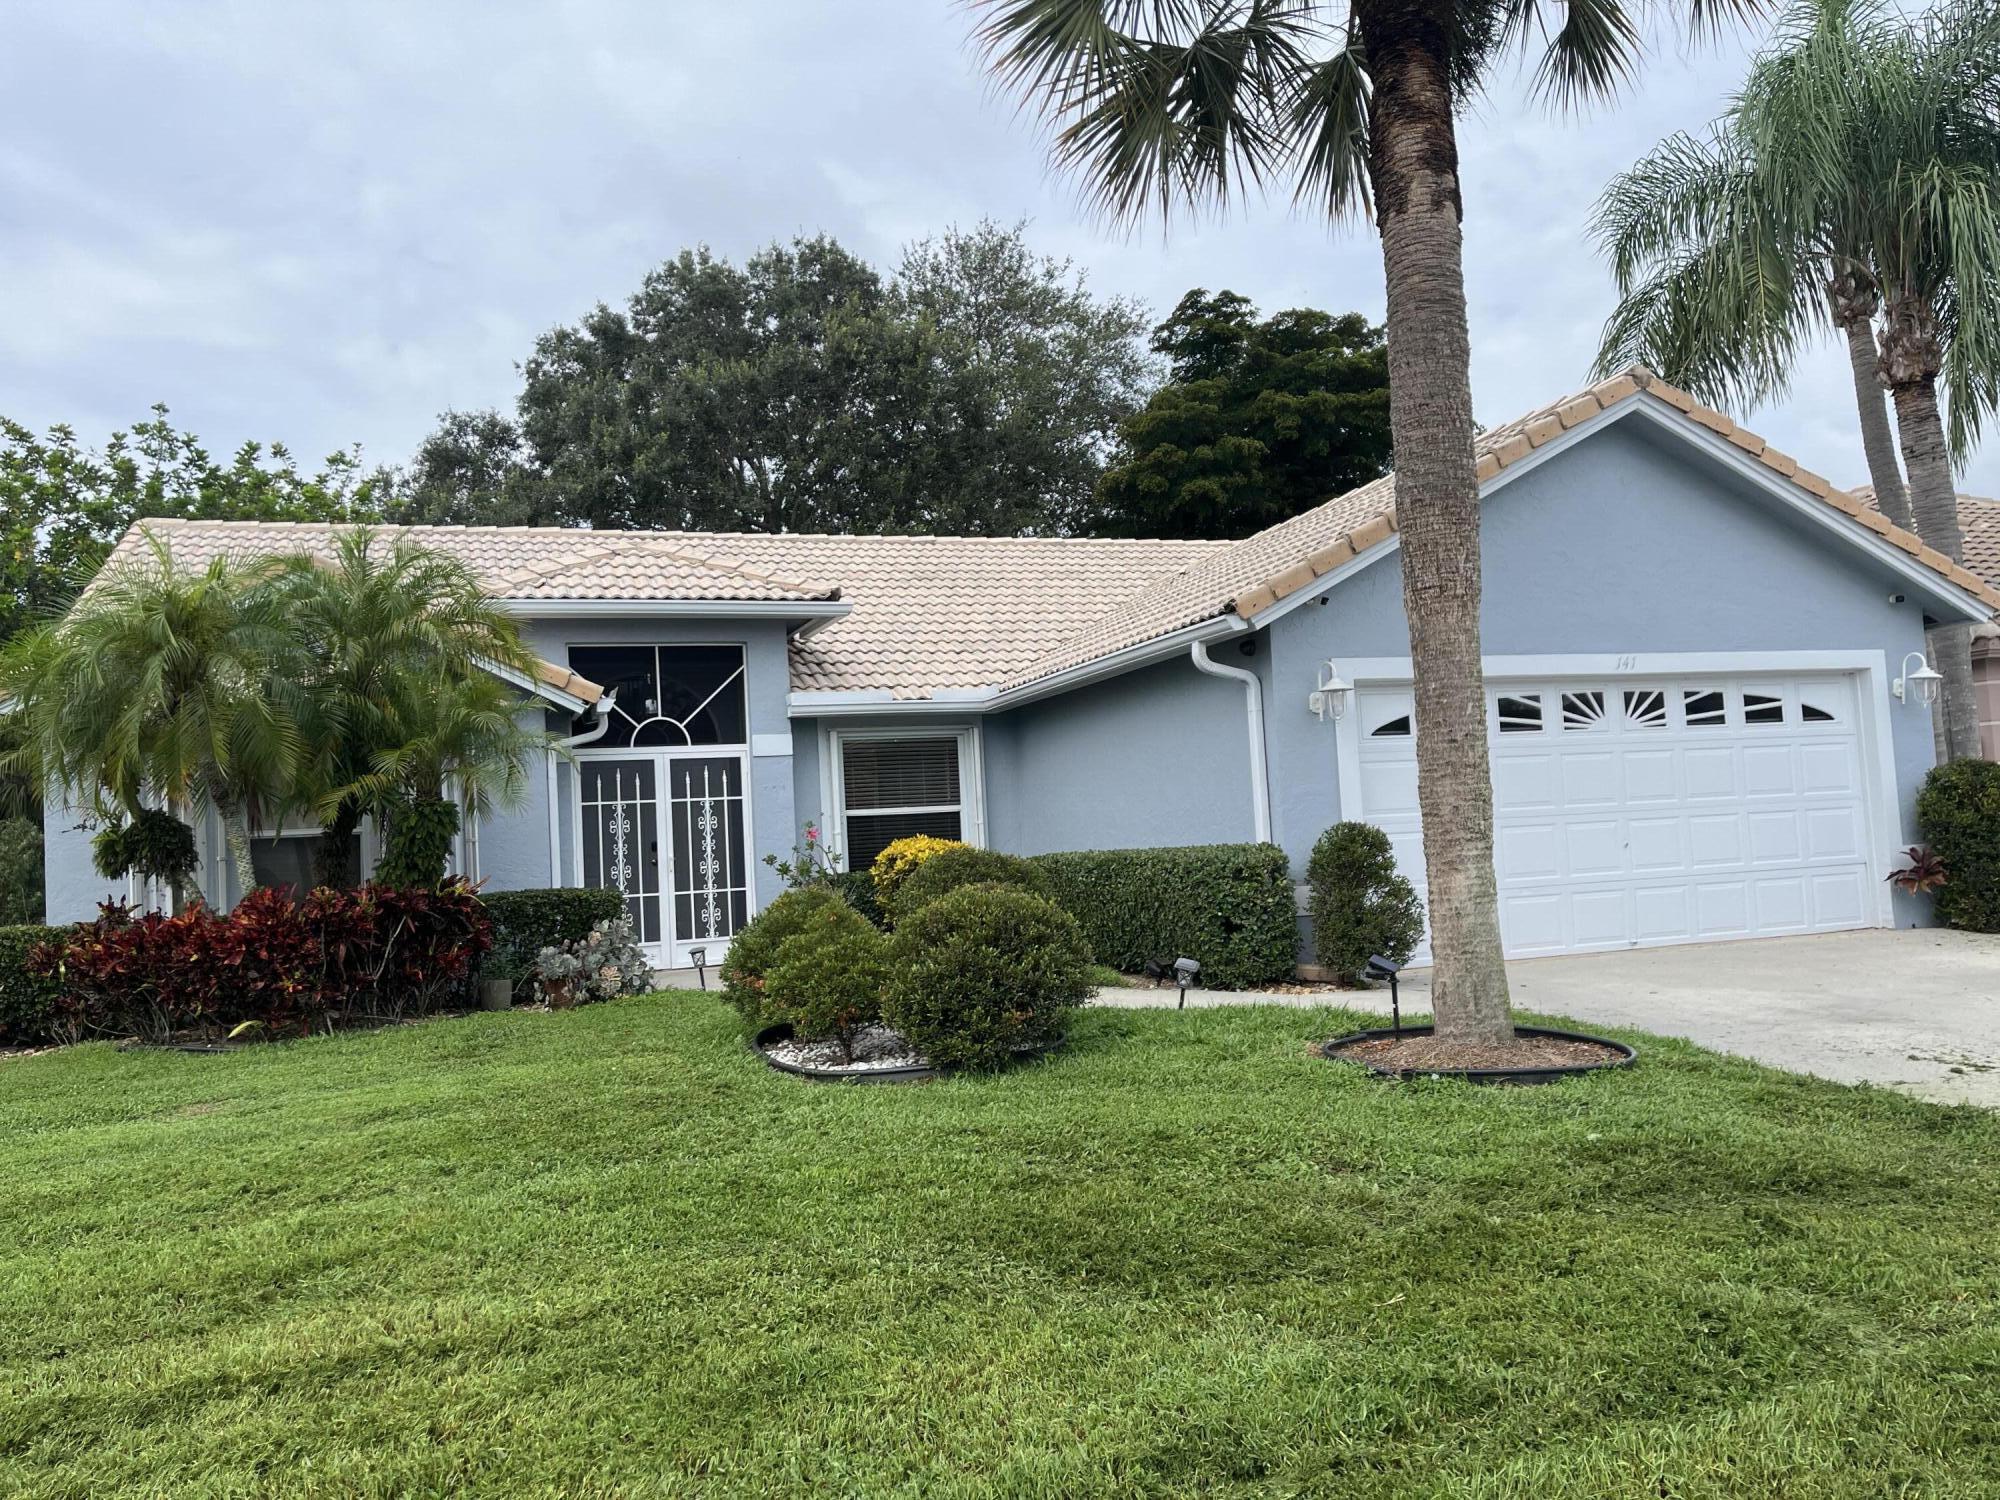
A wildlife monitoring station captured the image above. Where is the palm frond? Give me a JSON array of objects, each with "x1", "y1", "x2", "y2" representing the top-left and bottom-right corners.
[{"x1": 971, "y1": 0, "x2": 1331, "y2": 224}]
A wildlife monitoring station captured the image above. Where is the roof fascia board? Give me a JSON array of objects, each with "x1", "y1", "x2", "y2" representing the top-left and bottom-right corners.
[
  {"x1": 477, "y1": 656, "x2": 594, "y2": 714},
  {"x1": 1248, "y1": 393, "x2": 1991, "y2": 629},
  {"x1": 987, "y1": 614, "x2": 1251, "y2": 711}
]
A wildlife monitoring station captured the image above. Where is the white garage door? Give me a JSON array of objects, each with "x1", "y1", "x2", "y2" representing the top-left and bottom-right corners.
[{"x1": 1355, "y1": 674, "x2": 1879, "y2": 958}]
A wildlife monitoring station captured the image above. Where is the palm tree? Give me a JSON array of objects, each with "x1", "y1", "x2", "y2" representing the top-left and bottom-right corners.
[
  {"x1": 970, "y1": 0, "x2": 1764, "y2": 1045},
  {"x1": 0, "y1": 532, "x2": 301, "y2": 899},
  {"x1": 1594, "y1": 0, "x2": 2000, "y2": 759},
  {"x1": 272, "y1": 530, "x2": 552, "y2": 886}
]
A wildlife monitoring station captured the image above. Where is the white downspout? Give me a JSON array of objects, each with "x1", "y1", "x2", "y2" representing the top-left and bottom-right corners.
[
  {"x1": 546, "y1": 690, "x2": 617, "y2": 886},
  {"x1": 1190, "y1": 640, "x2": 1272, "y2": 844}
]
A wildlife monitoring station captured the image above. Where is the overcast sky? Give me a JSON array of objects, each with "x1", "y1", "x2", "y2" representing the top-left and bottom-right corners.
[{"x1": 4, "y1": 1, "x2": 1992, "y2": 500}]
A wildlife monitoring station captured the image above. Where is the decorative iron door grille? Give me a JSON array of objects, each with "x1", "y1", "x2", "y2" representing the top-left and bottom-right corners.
[
  {"x1": 579, "y1": 759, "x2": 662, "y2": 946},
  {"x1": 667, "y1": 756, "x2": 749, "y2": 955}
]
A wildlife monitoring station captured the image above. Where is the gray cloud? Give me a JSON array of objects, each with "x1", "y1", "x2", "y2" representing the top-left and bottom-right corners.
[{"x1": 2, "y1": 0, "x2": 1991, "y2": 499}]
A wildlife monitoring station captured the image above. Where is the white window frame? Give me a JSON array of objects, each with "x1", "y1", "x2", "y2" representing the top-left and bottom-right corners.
[{"x1": 822, "y1": 724, "x2": 985, "y2": 871}]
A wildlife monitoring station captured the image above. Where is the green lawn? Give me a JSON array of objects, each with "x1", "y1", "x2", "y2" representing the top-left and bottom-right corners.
[{"x1": 4, "y1": 996, "x2": 1999, "y2": 1498}]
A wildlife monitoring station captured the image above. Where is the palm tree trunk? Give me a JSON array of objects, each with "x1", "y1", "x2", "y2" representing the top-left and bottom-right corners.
[
  {"x1": 1888, "y1": 375, "x2": 1982, "y2": 761},
  {"x1": 1357, "y1": 0, "x2": 1512, "y2": 1045},
  {"x1": 222, "y1": 808, "x2": 259, "y2": 902},
  {"x1": 1841, "y1": 318, "x2": 1909, "y2": 527}
]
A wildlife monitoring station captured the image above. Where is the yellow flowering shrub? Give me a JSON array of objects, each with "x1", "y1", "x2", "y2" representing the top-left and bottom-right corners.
[{"x1": 868, "y1": 835, "x2": 965, "y2": 907}]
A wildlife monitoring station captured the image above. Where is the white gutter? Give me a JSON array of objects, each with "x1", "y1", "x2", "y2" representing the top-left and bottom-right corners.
[
  {"x1": 1189, "y1": 640, "x2": 1272, "y2": 845},
  {"x1": 545, "y1": 690, "x2": 617, "y2": 885},
  {"x1": 501, "y1": 598, "x2": 852, "y2": 626}
]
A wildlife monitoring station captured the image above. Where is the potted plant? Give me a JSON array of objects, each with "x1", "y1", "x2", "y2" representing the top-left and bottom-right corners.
[
  {"x1": 535, "y1": 944, "x2": 584, "y2": 1009},
  {"x1": 479, "y1": 947, "x2": 523, "y2": 1011}
]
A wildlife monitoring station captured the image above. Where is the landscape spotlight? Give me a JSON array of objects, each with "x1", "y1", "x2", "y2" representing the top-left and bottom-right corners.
[
  {"x1": 1364, "y1": 954, "x2": 1404, "y2": 1034},
  {"x1": 1173, "y1": 956, "x2": 1201, "y2": 1009}
]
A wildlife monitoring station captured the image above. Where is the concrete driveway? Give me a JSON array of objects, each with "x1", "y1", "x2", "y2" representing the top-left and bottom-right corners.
[{"x1": 1097, "y1": 929, "x2": 2000, "y2": 1106}]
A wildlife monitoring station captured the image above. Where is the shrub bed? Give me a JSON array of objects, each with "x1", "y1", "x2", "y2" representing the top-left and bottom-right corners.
[
  {"x1": 1306, "y1": 822, "x2": 1424, "y2": 982},
  {"x1": 0, "y1": 924, "x2": 69, "y2": 1046},
  {"x1": 886, "y1": 845, "x2": 1048, "y2": 926},
  {"x1": 1031, "y1": 843, "x2": 1295, "y2": 989},
  {"x1": 885, "y1": 884, "x2": 1092, "y2": 1071},
  {"x1": 1916, "y1": 759, "x2": 2000, "y2": 931},
  {"x1": 38, "y1": 883, "x2": 493, "y2": 1044}
]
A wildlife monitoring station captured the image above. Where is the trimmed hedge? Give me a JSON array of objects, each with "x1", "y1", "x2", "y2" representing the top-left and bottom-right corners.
[
  {"x1": 1306, "y1": 822, "x2": 1424, "y2": 983},
  {"x1": 1031, "y1": 843, "x2": 1296, "y2": 989},
  {"x1": 1916, "y1": 759, "x2": 2000, "y2": 932},
  {"x1": 0, "y1": 924, "x2": 68, "y2": 1046},
  {"x1": 480, "y1": 888, "x2": 628, "y2": 969},
  {"x1": 887, "y1": 845, "x2": 1049, "y2": 926}
]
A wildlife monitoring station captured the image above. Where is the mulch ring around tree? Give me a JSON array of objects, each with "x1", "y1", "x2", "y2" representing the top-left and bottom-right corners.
[{"x1": 1319, "y1": 1024, "x2": 1636, "y2": 1084}]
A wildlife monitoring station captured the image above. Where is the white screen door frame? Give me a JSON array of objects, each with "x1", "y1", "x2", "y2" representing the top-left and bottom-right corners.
[{"x1": 572, "y1": 746, "x2": 756, "y2": 967}]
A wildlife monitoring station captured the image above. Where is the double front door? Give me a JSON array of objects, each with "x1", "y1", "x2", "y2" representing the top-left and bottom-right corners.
[{"x1": 577, "y1": 752, "x2": 751, "y2": 967}]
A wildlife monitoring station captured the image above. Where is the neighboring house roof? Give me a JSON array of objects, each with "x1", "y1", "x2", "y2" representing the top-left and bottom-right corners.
[
  {"x1": 102, "y1": 368, "x2": 2000, "y2": 707},
  {"x1": 1852, "y1": 486, "x2": 2000, "y2": 599}
]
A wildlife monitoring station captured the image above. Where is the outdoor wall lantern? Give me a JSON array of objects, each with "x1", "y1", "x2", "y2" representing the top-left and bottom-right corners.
[
  {"x1": 688, "y1": 946, "x2": 708, "y2": 989},
  {"x1": 1311, "y1": 662, "x2": 1353, "y2": 722},
  {"x1": 1173, "y1": 956, "x2": 1201, "y2": 1009},
  {"x1": 1892, "y1": 652, "x2": 1944, "y2": 707}
]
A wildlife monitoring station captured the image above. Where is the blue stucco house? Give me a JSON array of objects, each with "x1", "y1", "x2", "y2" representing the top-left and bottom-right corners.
[{"x1": 44, "y1": 369, "x2": 2000, "y2": 968}]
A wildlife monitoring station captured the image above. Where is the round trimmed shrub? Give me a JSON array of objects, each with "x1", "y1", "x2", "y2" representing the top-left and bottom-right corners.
[
  {"x1": 721, "y1": 886, "x2": 871, "y2": 1024},
  {"x1": 868, "y1": 835, "x2": 964, "y2": 909},
  {"x1": 886, "y1": 845, "x2": 1050, "y2": 926},
  {"x1": 885, "y1": 884, "x2": 1092, "y2": 1072},
  {"x1": 1307, "y1": 822, "x2": 1424, "y2": 983},
  {"x1": 1916, "y1": 758, "x2": 2000, "y2": 931},
  {"x1": 762, "y1": 924, "x2": 891, "y2": 1060}
]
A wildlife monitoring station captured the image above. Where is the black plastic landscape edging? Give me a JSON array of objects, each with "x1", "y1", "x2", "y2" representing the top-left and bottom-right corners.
[
  {"x1": 751, "y1": 1023, "x2": 943, "y2": 1085},
  {"x1": 1320, "y1": 1024, "x2": 1637, "y2": 1086}
]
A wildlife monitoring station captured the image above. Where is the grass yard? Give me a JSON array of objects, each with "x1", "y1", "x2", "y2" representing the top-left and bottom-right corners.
[{"x1": 4, "y1": 996, "x2": 2000, "y2": 1498}]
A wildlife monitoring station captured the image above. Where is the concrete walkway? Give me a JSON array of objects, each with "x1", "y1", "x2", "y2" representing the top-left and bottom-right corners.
[{"x1": 1094, "y1": 928, "x2": 2000, "y2": 1107}]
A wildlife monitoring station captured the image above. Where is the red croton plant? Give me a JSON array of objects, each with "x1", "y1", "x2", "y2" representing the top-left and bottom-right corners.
[{"x1": 32, "y1": 882, "x2": 493, "y2": 1044}]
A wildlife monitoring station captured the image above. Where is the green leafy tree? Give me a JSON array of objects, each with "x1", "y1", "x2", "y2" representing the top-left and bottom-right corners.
[
  {"x1": 1094, "y1": 290, "x2": 1391, "y2": 538},
  {"x1": 972, "y1": 0, "x2": 1766, "y2": 1045},
  {"x1": 1593, "y1": 0, "x2": 2000, "y2": 760},
  {"x1": 0, "y1": 408, "x2": 388, "y2": 648},
  {"x1": 385, "y1": 410, "x2": 540, "y2": 527},
  {"x1": 396, "y1": 223, "x2": 1153, "y2": 537}
]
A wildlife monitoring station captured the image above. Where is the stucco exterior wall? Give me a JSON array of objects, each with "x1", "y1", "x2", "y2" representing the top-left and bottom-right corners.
[
  {"x1": 1266, "y1": 419, "x2": 1943, "y2": 924},
  {"x1": 42, "y1": 801, "x2": 120, "y2": 924},
  {"x1": 985, "y1": 653, "x2": 1260, "y2": 857}
]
